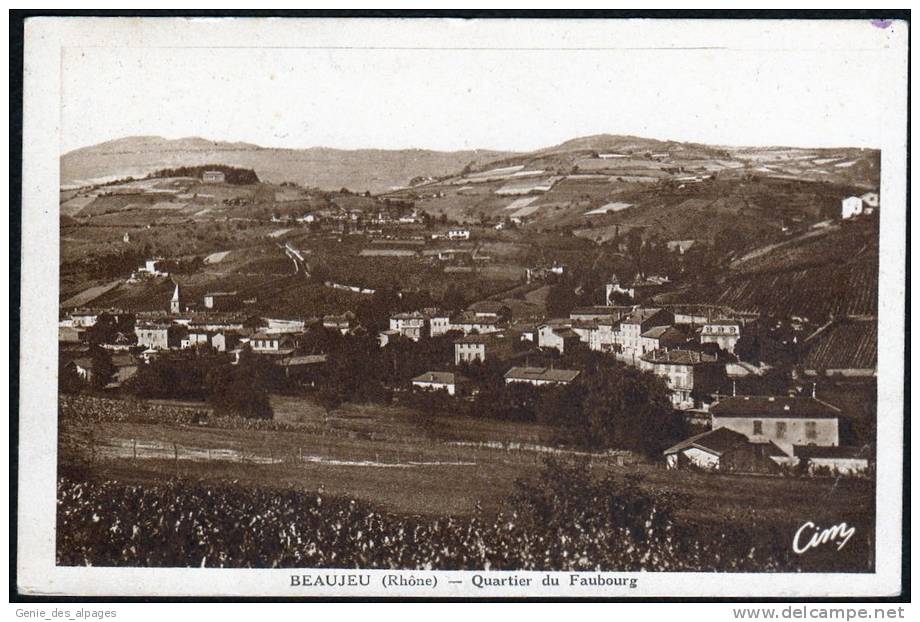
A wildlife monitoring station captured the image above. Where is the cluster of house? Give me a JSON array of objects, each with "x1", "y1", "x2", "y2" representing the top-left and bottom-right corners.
[
  {"x1": 533, "y1": 304, "x2": 747, "y2": 410},
  {"x1": 386, "y1": 292, "x2": 756, "y2": 412},
  {"x1": 58, "y1": 283, "x2": 352, "y2": 386},
  {"x1": 663, "y1": 392, "x2": 871, "y2": 477},
  {"x1": 126, "y1": 258, "x2": 170, "y2": 283}
]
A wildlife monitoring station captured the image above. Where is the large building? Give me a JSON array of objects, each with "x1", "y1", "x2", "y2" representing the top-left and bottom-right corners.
[
  {"x1": 135, "y1": 321, "x2": 184, "y2": 350},
  {"x1": 537, "y1": 323, "x2": 580, "y2": 354},
  {"x1": 639, "y1": 325, "x2": 688, "y2": 354},
  {"x1": 710, "y1": 395, "x2": 841, "y2": 454},
  {"x1": 700, "y1": 320, "x2": 742, "y2": 353},
  {"x1": 639, "y1": 349, "x2": 722, "y2": 409},
  {"x1": 617, "y1": 308, "x2": 675, "y2": 364},
  {"x1": 389, "y1": 311, "x2": 429, "y2": 341},
  {"x1": 249, "y1": 332, "x2": 297, "y2": 355},
  {"x1": 504, "y1": 366, "x2": 580, "y2": 387},
  {"x1": 389, "y1": 308, "x2": 453, "y2": 340},
  {"x1": 454, "y1": 332, "x2": 515, "y2": 365}
]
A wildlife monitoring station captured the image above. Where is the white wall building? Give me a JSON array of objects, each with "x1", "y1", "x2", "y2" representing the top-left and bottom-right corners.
[{"x1": 841, "y1": 196, "x2": 864, "y2": 219}]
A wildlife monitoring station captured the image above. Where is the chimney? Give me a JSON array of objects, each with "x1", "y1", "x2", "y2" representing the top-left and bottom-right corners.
[
  {"x1": 812, "y1": 382, "x2": 817, "y2": 398},
  {"x1": 732, "y1": 380, "x2": 737, "y2": 397}
]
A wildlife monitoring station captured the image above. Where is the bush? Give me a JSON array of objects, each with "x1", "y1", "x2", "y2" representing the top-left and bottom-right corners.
[{"x1": 55, "y1": 457, "x2": 851, "y2": 571}]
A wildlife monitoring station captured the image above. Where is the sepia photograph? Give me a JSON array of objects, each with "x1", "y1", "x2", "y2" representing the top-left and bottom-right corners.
[{"x1": 15, "y1": 13, "x2": 908, "y2": 600}]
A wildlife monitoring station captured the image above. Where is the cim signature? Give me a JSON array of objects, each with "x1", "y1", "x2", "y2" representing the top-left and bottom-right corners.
[{"x1": 793, "y1": 521, "x2": 855, "y2": 554}]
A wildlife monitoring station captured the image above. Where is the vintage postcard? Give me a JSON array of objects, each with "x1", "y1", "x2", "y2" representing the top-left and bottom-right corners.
[{"x1": 15, "y1": 15, "x2": 908, "y2": 599}]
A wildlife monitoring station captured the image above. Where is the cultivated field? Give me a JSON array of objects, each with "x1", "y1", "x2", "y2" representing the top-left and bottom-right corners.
[{"x1": 59, "y1": 395, "x2": 874, "y2": 528}]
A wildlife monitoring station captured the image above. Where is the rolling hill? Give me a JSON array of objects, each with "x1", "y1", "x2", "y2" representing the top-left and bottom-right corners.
[{"x1": 61, "y1": 136, "x2": 517, "y2": 194}]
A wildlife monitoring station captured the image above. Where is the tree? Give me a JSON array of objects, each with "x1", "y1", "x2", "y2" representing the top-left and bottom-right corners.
[
  {"x1": 88, "y1": 345, "x2": 116, "y2": 390},
  {"x1": 442, "y1": 285, "x2": 465, "y2": 313},
  {"x1": 315, "y1": 386, "x2": 344, "y2": 423},
  {"x1": 545, "y1": 283, "x2": 578, "y2": 318},
  {"x1": 59, "y1": 362, "x2": 84, "y2": 394},
  {"x1": 205, "y1": 352, "x2": 273, "y2": 419},
  {"x1": 574, "y1": 366, "x2": 684, "y2": 456}
]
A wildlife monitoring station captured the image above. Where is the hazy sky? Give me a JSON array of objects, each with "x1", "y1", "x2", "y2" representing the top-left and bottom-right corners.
[{"x1": 59, "y1": 19, "x2": 902, "y2": 153}]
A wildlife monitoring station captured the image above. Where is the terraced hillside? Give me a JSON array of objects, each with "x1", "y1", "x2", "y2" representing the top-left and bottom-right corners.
[{"x1": 665, "y1": 218, "x2": 879, "y2": 321}]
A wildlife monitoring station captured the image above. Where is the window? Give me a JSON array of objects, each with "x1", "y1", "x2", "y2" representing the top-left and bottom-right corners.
[
  {"x1": 775, "y1": 421, "x2": 787, "y2": 439},
  {"x1": 805, "y1": 421, "x2": 817, "y2": 440},
  {"x1": 752, "y1": 420, "x2": 763, "y2": 435}
]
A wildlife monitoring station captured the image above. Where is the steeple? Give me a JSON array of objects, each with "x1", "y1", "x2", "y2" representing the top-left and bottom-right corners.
[{"x1": 170, "y1": 280, "x2": 183, "y2": 314}]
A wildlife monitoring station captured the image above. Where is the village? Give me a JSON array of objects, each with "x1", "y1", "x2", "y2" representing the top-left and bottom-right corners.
[{"x1": 58, "y1": 184, "x2": 880, "y2": 479}]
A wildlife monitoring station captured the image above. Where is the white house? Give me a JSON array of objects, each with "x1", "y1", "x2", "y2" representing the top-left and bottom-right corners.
[
  {"x1": 411, "y1": 371, "x2": 465, "y2": 396},
  {"x1": 663, "y1": 427, "x2": 786, "y2": 473},
  {"x1": 249, "y1": 332, "x2": 296, "y2": 355},
  {"x1": 202, "y1": 170, "x2": 226, "y2": 184},
  {"x1": 447, "y1": 228, "x2": 471, "y2": 240},
  {"x1": 710, "y1": 395, "x2": 841, "y2": 454},
  {"x1": 700, "y1": 320, "x2": 742, "y2": 353},
  {"x1": 537, "y1": 323, "x2": 580, "y2": 355},
  {"x1": 504, "y1": 366, "x2": 580, "y2": 386},
  {"x1": 841, "y1": 196, "x2": 864, "y2": 219},
  {"x1": 860, "y1": 191, "x2": 879, "y2": 211}
]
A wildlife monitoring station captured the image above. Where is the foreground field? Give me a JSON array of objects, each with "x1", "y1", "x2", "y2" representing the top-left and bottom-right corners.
[
  {"x1": 60, "y1": 395, "x2": 875, "y2": 532},
  {"x1": 57, "y1": 462, "x2": 871, "y2": 572}
]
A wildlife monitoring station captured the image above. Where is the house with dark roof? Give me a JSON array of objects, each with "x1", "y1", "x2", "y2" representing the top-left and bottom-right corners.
[
  {"x1": 411, "y1": 371, "x2": 468, "y2": 396},
  {"x1": 467, "y1": 301, "x2": 512, "y2": 323},
  {"x1": 454, "y1": 332, "x2": 516, "y2": 365},
  {"x1": 639, "y1": 349, "x2": 722, "y2": 410},
  {"x1": 249, "y1": 332, "x2": 297, "y2": 355},
  {"x1": 537, "y1": 322, "x2": 581, "y2": 354},
  {"x1": 663, "y1": 427, "x2": 786, "y2": 473},
  {"x1": 616, "y1": 307, "x2": 675, "y2": 364},
  {"x1": 710, "y1": 395, "x2": 841, "y2": 454},
  {"x1": 504, "y1": 366, "x2": 580, "y2": 386},
  {"x1": 66, "y1": 352, "x2": 139, "y2": 389},
  {"x1": 700, "y1": 319, "x2": 743, "y2": 354},
  {"x1": 639, "y1": 325, "x2": 688, "y2": 353},
  {"x1": 450, "y1": 311, "x2": 504, "y2": 336}
]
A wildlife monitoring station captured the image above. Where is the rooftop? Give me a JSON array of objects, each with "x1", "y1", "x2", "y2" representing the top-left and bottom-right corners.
[
  {"x1": 623, "y1": 307, "x2": 666, "y2": 325},
  {"x1": 504, "y1": 366, "x2": 580, "y2": 383},
  {"x1": 663, "y1": 427, "x2": 751, "y2": 456},
  {"x1": 280, "y1": 354, "x2": 328, "y2": 366},
  {"x1": 454, "y1": 332, "x2": 509, "y2": 345},
  {"x1": 412, "y1": 371, "x2": 459, "y2": 385},
  {"x1": 641, "y1": 325, "x2": 686, "y2": 340},
  {"x1": 711, "y1": 396, "x2": 841, "y2": 419},
  {"x1": 704, "y1": 318, "x2": 742, "y2": 327},
  {"x1": 641, "y1": 349, "x2": 717, "y2": 365}
]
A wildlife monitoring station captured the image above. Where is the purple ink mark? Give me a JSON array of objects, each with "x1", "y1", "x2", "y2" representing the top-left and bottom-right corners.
[{"x1": 871, "y1": 20, "x2": 892, "y2": 29}]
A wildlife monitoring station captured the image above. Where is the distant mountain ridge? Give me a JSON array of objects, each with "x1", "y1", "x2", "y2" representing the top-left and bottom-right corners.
[
  {"x1": 61, "y1": 133, "x2": 879, "y2": 194},
  {"x1": 61, "y1": 136, "x2": 517, "y2": 194}
]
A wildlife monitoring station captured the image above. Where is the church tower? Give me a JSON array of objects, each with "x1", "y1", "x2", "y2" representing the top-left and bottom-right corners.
[{"x1": 170, "y1": 281, "x2": 183, "y2": 314}]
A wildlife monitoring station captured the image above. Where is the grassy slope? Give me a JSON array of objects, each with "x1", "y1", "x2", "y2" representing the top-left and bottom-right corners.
[{"x1": 60, "y1": 394, "x2": 874, "y2": 529}]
